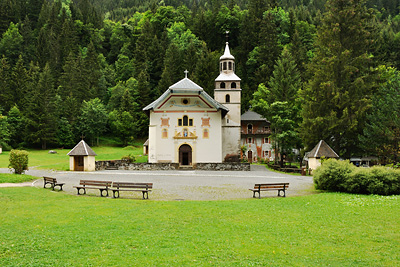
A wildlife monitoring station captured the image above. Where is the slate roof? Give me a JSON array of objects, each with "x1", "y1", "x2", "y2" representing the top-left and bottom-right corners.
[
  {"x1": 241, "y1": 110, "x2": 269, "y2": 122},
  {"x1": 67, "y1": 140, "x2": 97, "y2": 156},
  {"x1": 169, "y1": 77, "x2": 203, "y2": 90},
  {"x1": 308, "y1": 140, "x2": 339, "y2": 158},
  {"x1": 215, "y1": 72, "x2": 241, "y2": 82},
  {"x1": 143, "y1": 77, "x2": 229, "y2": 117}
]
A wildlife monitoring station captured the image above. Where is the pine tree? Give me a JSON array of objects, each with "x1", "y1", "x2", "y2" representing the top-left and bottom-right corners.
[{"x1": 301, "y1": 0, "x2": 378, "y2": 157}]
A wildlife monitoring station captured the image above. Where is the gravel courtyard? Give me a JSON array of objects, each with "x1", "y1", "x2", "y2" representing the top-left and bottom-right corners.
[{"x1": 1, "y1": 165, "x2": 315, "y2": 201}]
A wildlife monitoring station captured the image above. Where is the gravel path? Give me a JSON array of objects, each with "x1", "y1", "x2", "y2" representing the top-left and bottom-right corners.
[{"x1": 0, "y1": 165, "x2": 315, "y2": 201}]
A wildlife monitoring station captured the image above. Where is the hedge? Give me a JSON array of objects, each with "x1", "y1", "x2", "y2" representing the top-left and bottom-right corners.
[{"x1": 313, "y1": 159, "x2": 400, "y2": 195}]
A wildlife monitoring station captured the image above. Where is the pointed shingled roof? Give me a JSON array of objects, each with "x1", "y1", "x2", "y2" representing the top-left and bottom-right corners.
[
  {"x1": 308, "y1": 140, "x2": 339, "y2": 158},
  {"x1": 67, "y1": 140, "x2": 97, "y2": 156},
  {"x1": 220, "y1": 42, "x2": 235, "y2": 60}
]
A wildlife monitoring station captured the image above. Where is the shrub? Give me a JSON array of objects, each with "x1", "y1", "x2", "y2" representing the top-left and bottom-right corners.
[
  {"x1": 8, "y1": 149, "x2": 29, "y2": 174},
  {"x1": 313, "y1": 159, "x2": 355, "y2": 191},
  {"x1": 121, "y1": 154, "x2": 135, "y2": 163},
  {"x1": 314, "y1": 159, "x2": 400, "y2": 195}
]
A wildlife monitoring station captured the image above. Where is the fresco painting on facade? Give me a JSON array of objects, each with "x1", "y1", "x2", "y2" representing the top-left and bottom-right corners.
[{"x1": 143, "y1": 41, "x2": 242, "y2": 165}]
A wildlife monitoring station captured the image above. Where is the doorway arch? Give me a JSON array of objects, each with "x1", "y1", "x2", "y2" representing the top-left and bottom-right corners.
[{"x1": 179, "y1": 144, "x2": 192, "y2": 166}]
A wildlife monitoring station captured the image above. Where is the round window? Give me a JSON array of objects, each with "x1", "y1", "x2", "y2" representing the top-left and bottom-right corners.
[{"x1": 182, "y1": 99, "x2": 189, "y2": 105}]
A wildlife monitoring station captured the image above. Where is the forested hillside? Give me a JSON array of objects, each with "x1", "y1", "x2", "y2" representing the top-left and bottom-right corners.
[{"x1": 1, "y1": 0, "x2": 400, "y2": 163}]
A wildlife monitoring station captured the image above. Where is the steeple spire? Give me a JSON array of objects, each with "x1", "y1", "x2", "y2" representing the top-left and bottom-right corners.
[{"x1": 220, "y1": 42, "x2": 235, "y2": 60}]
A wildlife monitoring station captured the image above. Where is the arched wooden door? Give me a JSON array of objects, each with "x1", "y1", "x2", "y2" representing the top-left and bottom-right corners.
[
  {"x1": 179, "y1": 144, "x2": 192, "y2": 166},
  {"x1": 248, "y1": 151, "x2": 253, "y2": 163}
]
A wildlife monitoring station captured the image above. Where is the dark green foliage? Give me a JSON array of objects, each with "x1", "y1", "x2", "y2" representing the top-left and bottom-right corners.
[
  {"x1": 8, "y1": 149, "x2": 29, "y2": 174},
  {"x1": 314, "y1": 159, "x2": 400, "y2": 195}
]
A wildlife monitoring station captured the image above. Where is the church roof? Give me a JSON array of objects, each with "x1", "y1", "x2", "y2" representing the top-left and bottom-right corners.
[
  {"x1": 241, "y1": 110, "x2": 269, "y2": 122},
  {"x1": 308, "y1": 140, "x2": 339, "y2": 158},
  {"x1": 220, "y1": 42, "x2": 235, "y2": 60},
  {"x1": 215, "y1": 72, "x2": 241, "y2": 82},
  {"x1": 169, "y1": 77, "x2": 203, "y2": 90},
  {"x1": 143, "y1": 76, "x2": 229, "y2": 117},
  {"x1": 67, "y1": 140, "x2": 97, "y2": 156}
]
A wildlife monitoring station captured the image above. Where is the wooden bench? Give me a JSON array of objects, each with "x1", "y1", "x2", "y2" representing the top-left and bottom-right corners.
[
  {"x1": 73, "y1": 180, "x2": 112, "y2": 197},
  {"x1": 249, "y1": 183, "x2": 289, "y2": 198},
  {"x1": 110, "y1": 182, "x2": 153, "y2": 199},
  {"x1": 43, "y1": 176, "x2": 65, "y2": 191}
]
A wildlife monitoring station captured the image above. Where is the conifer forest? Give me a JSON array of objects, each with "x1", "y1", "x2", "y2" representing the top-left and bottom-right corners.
[{"x1": 1, "y1": 0, "x2": 400, "y2": 163}]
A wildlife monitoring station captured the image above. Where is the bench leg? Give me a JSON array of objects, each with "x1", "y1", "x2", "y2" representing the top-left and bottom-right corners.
[
  {"x1": 278, "y1": 189, "x2": 286, "y2": 197},
  {"x1": 99, "y1": 189, "x2": 109, "y2": 197},
  {"x1": 77, "y1": 188, "x2": 86, "y2": 195},
  {"x1": 112, "y1": 190, "x2": 119, "y2": 198},
  {"x1": 142, "y1": 191, "x2": 149, "y2": 199}
]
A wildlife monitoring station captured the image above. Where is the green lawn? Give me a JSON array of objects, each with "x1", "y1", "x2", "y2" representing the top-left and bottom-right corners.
[
  {"x1": 0, "y1": 173, "x2": 39, "y2": 183},
  {"x1": 0, "y1": 145, "x2": 148, "y2": 170},
  {"x1": 0, "y1": 188, "x2": 399, "y2": 266}
]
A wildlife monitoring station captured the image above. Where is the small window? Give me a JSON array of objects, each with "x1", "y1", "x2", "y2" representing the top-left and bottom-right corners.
[
  {"x1": 183, "y1": 115, "x2": 188, "y2": 126},
  {"x1": 225, "y1": 94, "x2": 230, "y2": 103},
  {"x1": 228, "y1": 62, "x2": 232, "y2": 70},
  {"x1": 248, "y1": 137, "x2": 252, "y2": 143},
  {"x1": 182, "y1": 99, "x2": 189, "y2": 105},
  {"x1": 203, "y1": 129, "x2": 209, "y2": 139},
  {"x1": 189, "y1": 119, "x2": 193, "y2": 126},
  {"x1": 264, "y1": 137, "x2": 269, "y2": 144},
  {"x1": 247, "y1": 124, "x2": 253, "y2": 134},
  {"x1": 178, "y1": 119, "x2": 182, "y2": 126},
  {"x1": 220, "y1": 82, "x2": 225, "y2": 89},
  {"x1": 231, "y1": 82, "x2": 236, "y2": 89},
  {"x1": 223, "y1": 62, "x2": 227, "y2": 70},
  {"x1": 220, "y1": 62, "x2": 222, "y2": 71},
  {"x1": 162, "y1": 129, "x2": 168, "y2": 138}
]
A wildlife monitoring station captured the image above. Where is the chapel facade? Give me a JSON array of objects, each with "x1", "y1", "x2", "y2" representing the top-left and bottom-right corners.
[{"x1": 143, "y1": 42, "x2": 241, "y2": 165}]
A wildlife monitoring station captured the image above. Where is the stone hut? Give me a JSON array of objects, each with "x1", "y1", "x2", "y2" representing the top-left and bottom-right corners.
[
  {"x1": 306, "y1": 140, "x2": 339, "y2": 173},
  {"x1": 67, "y1": 140, "x2": 97, "y2": 171}
]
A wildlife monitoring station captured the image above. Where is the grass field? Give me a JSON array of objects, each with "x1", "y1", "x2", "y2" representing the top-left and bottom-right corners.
[
  {"x1": 0, "y1": 145, "x2": 148, "y2": 171},
  {"x1": 0, "y1": 188, "x2": 399, "y2": 266},
  {"x1": 0, "y1": 173, "x2": 38, "y2": 183}
]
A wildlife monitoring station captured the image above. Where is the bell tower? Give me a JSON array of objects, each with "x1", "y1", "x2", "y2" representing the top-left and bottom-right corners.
[{"x1": 214, "y1": 41, "x2": 242, "y2": 160}]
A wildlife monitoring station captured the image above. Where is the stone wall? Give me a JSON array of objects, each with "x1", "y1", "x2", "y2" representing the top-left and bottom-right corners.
[{"x1": 96, "y1": 160, "x2": 250, "y2": 171}]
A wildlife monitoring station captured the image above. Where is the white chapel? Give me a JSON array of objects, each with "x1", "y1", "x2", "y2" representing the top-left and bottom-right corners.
[{"x1": 143, "y1": 42, "x2": 242, "y2": 166}]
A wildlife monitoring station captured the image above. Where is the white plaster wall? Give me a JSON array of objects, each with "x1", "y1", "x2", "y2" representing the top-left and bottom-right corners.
[
  {"x1": 149, "y1": 110, "x2": 223, "y2": 163},
  {"x1": 222, "y1": 126, "x2": 241, "y2": 160},
  {"x1": 84, "y1": 156, "x2": 96, "y2": 171},
  {"x1": 69, "y1": 157, "x2": 74, "y2": 171},
  {"x1": 308, "y1": 158, "x2": 321, "y2": 172}
]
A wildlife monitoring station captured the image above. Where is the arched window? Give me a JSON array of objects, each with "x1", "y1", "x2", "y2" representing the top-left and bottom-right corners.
[
  {"x1": 228, "y1": 62, "x2": 232, "y2": 70},
  {"x1": 231, "y1": 82, "x2": 236, "y2": 89},
  {"x1": 247, "y1": 124, "x2": 253, "y2": 134},
  {"x1": 223, "y1": 62, "x2": 227, "y2": 70},
  {"x1": 220, "y1": 63, "x2": 222, "y2": 71},
  {"x1": 220, "y1": 82, "x2": 225, "y2": 89},
  {"x1": 225, "y1": 94, "x2": 230, "y2": 103},
  {"x1": 183, "y1": 115, "x2": 188, "y2": 126}
]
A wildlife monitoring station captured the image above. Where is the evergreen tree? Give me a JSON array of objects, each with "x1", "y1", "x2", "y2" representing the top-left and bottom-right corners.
[
  {"x1": 301, "y1": 0, "x2": 378, "y2": 157},
  {"x1": 0, "y1": 22, "x2": 23, "y2": 65},
  {"x1": 251, "y1": 47, "x2": 302, "y2": 166},
  {"x1": 6, "y1": 105, "x2": 24, "y2": 148},
  {"x1": 24, "y1": 63, "x2": 57, "y2": 149},
  {"x1": 0, "y1": 56, "x2": 12, "y2": 112}
]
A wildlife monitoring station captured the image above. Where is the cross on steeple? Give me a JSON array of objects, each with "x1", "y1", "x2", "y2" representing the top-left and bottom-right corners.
[{"x1": 184, "y1": 70, "x2": 188, "y2": 78}]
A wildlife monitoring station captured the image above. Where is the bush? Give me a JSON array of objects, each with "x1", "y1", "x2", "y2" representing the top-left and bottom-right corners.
[
  {"x1": 8, "y1": 149, "x2": 29, "y2": 174},
  {"x1": 121, "y1": 154, "x2": 135, "y2": 163},
  {"x1": 313, "y1": 159, "x2": 355, "y2": 191},
  {"x1": 314, "y1": 159, "x2": 400, "y2": 195}
]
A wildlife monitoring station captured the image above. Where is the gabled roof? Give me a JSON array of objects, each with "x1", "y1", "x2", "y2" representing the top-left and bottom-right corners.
[
  {"x1": 67, "y1": 140, "x2": 97, "y2": 156},
  {"x1": 241, "y1": 110, "x2": 269, "y2": 122},
  {"x1": 220, "y1": 42, "x2": 235, "y2": 60},
  {"x1": 308, "y1": 140, "x2": 339, "y2": 158},
  {"x1": 143, "y1": 77, "x2": 229, "y2": 117},
  {"x1": 169, "y1": 77, "x2": 203, "y2": 90}
]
